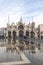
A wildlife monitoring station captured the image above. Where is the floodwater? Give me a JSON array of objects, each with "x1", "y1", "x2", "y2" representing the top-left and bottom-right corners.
[
  {"x1": 0, "y1": 39, "x2": 22, "y2": 62},
  {"x1": 0, "y1": 40, "x2": 43, "y2": 65},
  {"x1": 0, "y1": 47, "x2": 22, "y2": 62}
]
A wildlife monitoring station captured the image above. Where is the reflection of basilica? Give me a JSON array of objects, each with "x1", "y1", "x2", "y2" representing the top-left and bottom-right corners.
[{"x1": 5, "y1": 17, "x2": 38, "y2": 51}]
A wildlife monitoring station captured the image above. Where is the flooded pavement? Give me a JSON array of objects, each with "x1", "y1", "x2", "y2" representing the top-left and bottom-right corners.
[
  {"x1": 24, "y1": 51, "x2": 43, "y2": 65},
  {"x1": 0, "y1": 47, "x2": 22, "y2": 62},
  {"x1": 0, "y1": 40, "x2": 43, "y2": 65},
  {"x1": 0, "y1": 47, "x2": 43, "y2": 65}
]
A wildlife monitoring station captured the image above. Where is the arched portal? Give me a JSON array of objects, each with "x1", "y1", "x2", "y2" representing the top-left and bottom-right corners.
[
  {"x1": 19, "y1": 30, "x2": 24, "y2": 37},
  {"x1": 26, "y1": 31, "x2": 29, "y2": 37},
  {"x1": 8, "y1": 31, "x2": 11, "y2": 38},
  {"x1": 31, "y1": 31, "x2": 35, "y2": 38},
  {"x1": 8, "y1": 31, "x2": 11, "y2": 44},
  {"x1": 13, "y1": 31, "x2": 16, "y2": 41}
]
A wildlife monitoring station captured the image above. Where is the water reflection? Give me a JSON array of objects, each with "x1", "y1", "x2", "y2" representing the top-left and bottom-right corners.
[
  {"x1": 0, "y1": 39, "x2": 43, "y2": 64},
  {"x1": 0, "y1": 41, "x2": 43, "y2": 63},
  {"x1": 0, "y1": 47, "x2": 22, "y2": 62},
  {"x1": 5, "y1": 38, "x2": 36, "y2": 54}
]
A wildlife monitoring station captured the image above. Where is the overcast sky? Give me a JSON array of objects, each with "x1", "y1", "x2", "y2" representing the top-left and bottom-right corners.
[{"x1": 0, "y1": 0, "x2": 43, "y2": 27}]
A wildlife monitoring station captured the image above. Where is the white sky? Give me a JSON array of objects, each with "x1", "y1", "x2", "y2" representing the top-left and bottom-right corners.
[{"x1": 0, "y1": 0, "x2": 43, "y2": 28}]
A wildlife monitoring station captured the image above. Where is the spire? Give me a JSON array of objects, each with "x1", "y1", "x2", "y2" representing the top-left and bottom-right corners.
[
  {"x1": 8, "y1": 15, "x2": 9, "y2": 24},
  {"x1": 29, "y1": 21, "x2": 31, "y2": 28},
  {"x1": 29, "y1": 22, "x2": 30, "y2": 25},
  {"x1": 20, "y1": 16, "x2": 22, "y2": 22},
  {"x1": 29, "y1": 19, "x2": 30, "y2": 24},
  {"x1": 32, "y1": 16, "x2": 33, "y2": 22},
  {"x1": 7, "y1": 15, "x2": 10, "y2": 26}
]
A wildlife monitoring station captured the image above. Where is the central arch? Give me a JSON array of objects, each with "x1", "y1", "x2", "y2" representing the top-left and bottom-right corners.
[{"x1": 19, "y1": 30, "x2": 24, "y2": 37}]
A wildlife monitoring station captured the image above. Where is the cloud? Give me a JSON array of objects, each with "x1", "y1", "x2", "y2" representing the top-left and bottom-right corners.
[
  {"x1": 0, "y1": 0, "x2": 43, "y2": 27},
  {"x1": 33, "y1": 13, "x2": 43, "y2": 27}
]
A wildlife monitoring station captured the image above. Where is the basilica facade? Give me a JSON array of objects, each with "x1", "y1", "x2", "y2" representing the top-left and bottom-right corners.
[
  {"x1": 6, "y1": 18, "x2": 38, "y2": 39},
  {"x1": 5, "y1": 17, "x2": 38, "y2": 51}
]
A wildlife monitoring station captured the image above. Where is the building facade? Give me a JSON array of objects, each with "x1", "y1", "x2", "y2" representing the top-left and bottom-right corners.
[{"x1": 5, "y1": 18, "x2": 39, "y2": 51}]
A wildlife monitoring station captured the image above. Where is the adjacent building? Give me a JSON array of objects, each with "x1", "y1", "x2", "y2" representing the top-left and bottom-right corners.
[
  {"x1": 38, "y1": 24, "x2": 43, "y2": 39},
  {"x1": 0, "y1": 28, "x2": 5, "y2": 39}
]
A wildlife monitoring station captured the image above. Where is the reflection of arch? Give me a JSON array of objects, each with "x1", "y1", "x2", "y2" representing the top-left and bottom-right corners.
[
  {"x1": 8, "y1": 38, "x2": 11, "y2": 44},
  {"x1": 25, "y1": 41, "x2": 29, "y2": 45},
  {"x1": 31, "y1": 31, "x2": 35, "y2": 38},
  {"x1": 31, "y1": 42, "x2": 35, "y2": 52},
  {"x1": 31, "y1": 42, "x2": 34, "y2": 44},
  {"x1": 26, "y1": 31, "x2": 29, "y2": 37},
  {"x1": 13, "y1": 31, "x2": 16, "y2": 41},
  {"x1": 25, "y1": 31, "x2": 29, "y2": 45},
  {"x1": 18, "y1": 25, "x2": 24, "y2": 29},
  {"x1": 8, "y1": 31, "x2": 11, "y2": 38},
  {"x1": 19, "y1": 30, "x2": 24, "y2": 37}
]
